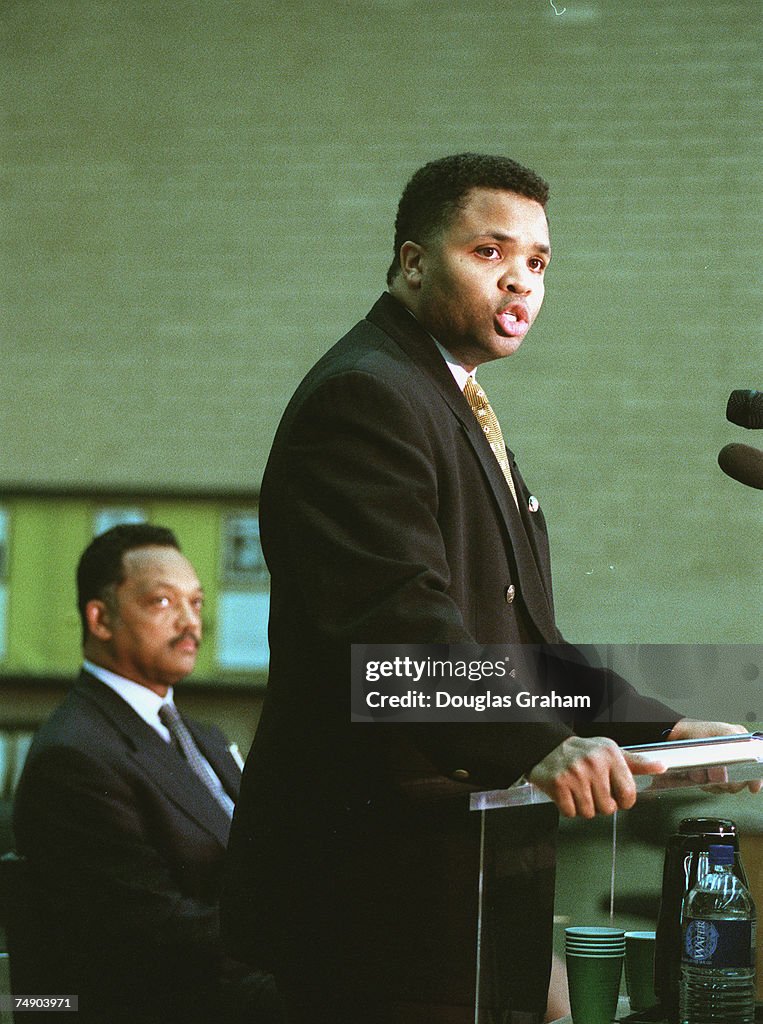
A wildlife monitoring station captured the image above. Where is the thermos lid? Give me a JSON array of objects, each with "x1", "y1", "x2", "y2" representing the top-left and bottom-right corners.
[{"x1": 677, "y1": 817, "x2": 737, "y2": 837}]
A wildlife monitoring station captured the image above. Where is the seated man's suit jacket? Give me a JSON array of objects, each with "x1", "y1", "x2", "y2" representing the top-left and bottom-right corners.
[
  {"x1": 222, "y1": 293, "x2": 679, "y2": 1020},
  {"x1": 12, "y1": 670, "x2": 246, "y2": 1024}
]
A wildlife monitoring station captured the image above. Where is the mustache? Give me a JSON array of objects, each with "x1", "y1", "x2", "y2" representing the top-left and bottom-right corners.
[{"x1": 170, "y1": 631, "x2": 201, "y2": 650}]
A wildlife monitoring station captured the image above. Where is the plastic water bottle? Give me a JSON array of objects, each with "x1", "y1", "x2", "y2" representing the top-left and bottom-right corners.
[{"x1": 680, "y1": 843, "x2": 757, "y2": 1023}]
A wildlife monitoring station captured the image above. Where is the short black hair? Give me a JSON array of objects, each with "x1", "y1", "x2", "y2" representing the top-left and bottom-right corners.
[
  {"x1": 386, "y1": 152, "x2": 549, "y2": 285},
  {"x1": 77, "y1": 523, "x2": 180, "y2": 643}
]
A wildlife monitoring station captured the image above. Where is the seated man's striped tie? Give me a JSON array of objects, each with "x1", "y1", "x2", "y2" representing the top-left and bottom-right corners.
[{"x1": 159, "y1": 702, "x2": 235, "y2": 818}]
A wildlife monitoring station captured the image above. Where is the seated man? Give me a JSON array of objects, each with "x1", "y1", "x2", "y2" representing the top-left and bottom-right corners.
[{"x1": 12, "y1": 524, "x2": 281, "y2": 1024}]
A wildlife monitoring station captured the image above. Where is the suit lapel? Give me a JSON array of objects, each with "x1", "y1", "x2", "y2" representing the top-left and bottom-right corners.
[
  {"x1": 129, "y1": 744, "x2": 233, "y2": 845},
  {"x1": 367, "y1": 293, "x2": 557, "y2": 641},
  {"x1": 457, "y1": 413, "x2": 557, "y2": 639},
  {"x1": 366, "y1": 292, "x2": 476, "y2": 431},
  {"x1": 508, "y1": 452, "x2": 557, "y2": 618},
  {"x1": 76, "y1": 673, "x2": 233, "y2": 847},
  {"x1": 187, "y1": 719, "x2": 242, "y2": 801}
]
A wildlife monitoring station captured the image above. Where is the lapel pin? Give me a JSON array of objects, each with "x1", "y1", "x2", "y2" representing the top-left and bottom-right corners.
[{"x1": 528, "y1": 496, "x2": 539, "y2": 513}]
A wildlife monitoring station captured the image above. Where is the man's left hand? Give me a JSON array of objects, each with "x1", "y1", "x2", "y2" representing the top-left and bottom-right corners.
[{"x1": 665, "y1": 719, "x2": 762, "y2": 794}]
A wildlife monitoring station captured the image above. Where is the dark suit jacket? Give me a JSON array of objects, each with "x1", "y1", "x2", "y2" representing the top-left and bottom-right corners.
[
  {"x1": 12, "y1": 671, "x2": 245, "y2": 1024},
  {"x1": 222, "y1": 293, "x2": 678, "y2": 1016}
]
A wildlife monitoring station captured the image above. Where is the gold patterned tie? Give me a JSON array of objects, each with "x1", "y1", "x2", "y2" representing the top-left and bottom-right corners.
[{"x1": 463, "y1": 376, "x2": 519, "y2": 509}]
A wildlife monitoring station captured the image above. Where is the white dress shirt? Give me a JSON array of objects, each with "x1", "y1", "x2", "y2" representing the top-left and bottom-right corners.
[
  {"x1": 83, "y1": 659, "x2": 174, "y2": 742},
  {"x1": 434, "y1": 339, "x2": 476, "y2": 392}
]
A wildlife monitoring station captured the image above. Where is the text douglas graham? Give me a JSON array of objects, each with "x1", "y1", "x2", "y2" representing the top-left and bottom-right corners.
[{"x1": 365, "y1": 690, "x2": 592, "y2": 711}]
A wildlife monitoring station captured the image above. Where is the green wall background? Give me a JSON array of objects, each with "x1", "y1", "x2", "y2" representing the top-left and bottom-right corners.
[{"x1": 1, "y1": 0, "x2": 761, "y2": 644}]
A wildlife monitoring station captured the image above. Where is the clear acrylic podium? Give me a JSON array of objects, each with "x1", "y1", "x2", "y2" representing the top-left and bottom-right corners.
[{"x1": 469, "y1": 735, "x2": 763, "y2": 1023}]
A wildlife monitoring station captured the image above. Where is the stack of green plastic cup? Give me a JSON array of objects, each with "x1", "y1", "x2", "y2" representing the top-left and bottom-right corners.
[{"x1": 565, "y1": 926, "x2": 625, "y2": 1024}]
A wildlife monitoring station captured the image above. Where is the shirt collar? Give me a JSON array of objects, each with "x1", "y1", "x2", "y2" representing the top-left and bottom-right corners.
[
  {"x1": 82, "y1": 659, "x2": 173, "y2": 739},
  {"x1": 396, "y1": 301, "x2": 475, "y2": 392},
  {"x1": 433, "y1": 339, "x2": 475, "y2": 392}
]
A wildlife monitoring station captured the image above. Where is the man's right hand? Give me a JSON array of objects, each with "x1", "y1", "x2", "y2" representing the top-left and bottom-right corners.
[{"x1": 527, "y1": 736, "x2": 667, "y2": 819}]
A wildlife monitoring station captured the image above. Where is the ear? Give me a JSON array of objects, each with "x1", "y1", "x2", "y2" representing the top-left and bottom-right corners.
[
  {"x1": 398, "y1": 241, "x2": 425, "y2": 288},
  {"x1": 85, "y1": 599, "x2": 114, "y2": 642}
]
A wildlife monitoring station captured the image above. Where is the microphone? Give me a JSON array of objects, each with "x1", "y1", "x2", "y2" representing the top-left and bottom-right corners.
[
  {"x1": 726, "y1": 389, "x2": 763, "y2": 429},
  {"x1": 718, "y1": 443, "x2": 763, "y2": 490}
]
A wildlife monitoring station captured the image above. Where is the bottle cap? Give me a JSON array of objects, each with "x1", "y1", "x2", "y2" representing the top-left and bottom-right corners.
[{"x1": 708, "y1": 843, "x2": 735, "y2": 866}]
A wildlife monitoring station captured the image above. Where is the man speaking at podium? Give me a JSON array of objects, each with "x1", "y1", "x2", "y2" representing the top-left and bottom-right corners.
[{"x1": 223, "y1": 154, "x2": 752, "y2": 1024}]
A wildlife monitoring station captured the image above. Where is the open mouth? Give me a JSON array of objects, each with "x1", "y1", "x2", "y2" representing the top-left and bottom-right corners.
[{"x1": 495, "y1": 303, "x2": 530, "y2": 338}]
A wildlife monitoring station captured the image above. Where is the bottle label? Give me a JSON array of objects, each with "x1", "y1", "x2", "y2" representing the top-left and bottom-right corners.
[{"x1": 682, "y1": 917, "x2": 754, "y2": 968}]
